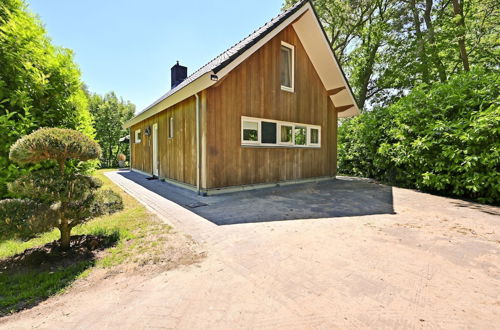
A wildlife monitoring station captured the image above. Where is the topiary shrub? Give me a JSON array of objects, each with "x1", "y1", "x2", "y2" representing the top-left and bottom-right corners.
[
  {"x1": 9, "y1": 127, "x2": 101, "y2": 175},
  {"x1": 0, "y1": 128, "x2": 123, "y2": 248},
  {"x1": 338, "y1": 68, "x2": 499, "y2": 204}
]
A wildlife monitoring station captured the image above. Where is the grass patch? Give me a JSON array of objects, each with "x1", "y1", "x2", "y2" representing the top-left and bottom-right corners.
[
  {"x1": 0, "y1": 169, "x2": 173, "y2": 315},
  {"x1": 0, "y1": 261, "x2": 93, "y2": 314}
]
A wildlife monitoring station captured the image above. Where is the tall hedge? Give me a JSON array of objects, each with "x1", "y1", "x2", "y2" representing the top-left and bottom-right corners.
[
  {"x1": 339, "y1": 68, "x2": 499, "y2": 204},
  {"x1": 0, "y1": 0, "x2": 94, "y2": 198}
]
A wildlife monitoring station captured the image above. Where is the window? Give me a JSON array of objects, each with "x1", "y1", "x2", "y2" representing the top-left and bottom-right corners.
[
  {"x1": 134, "y1": 129, "x2": 142, "y2": 143},
  {"x1": 168, "y1": 117, "x2": 174, "y2": 138},
  {"x1": 279, "y1": 124, "x2": 293, "y2": 144},
  {"x1": 294, "y1": 126, "x2": 307, "y2": 145},
  {"x1": 241, "y1": 116, "x2": 321, "y2": 148},
  {"x1": 261, "y1": 121, "x2": 277, "y2": 144},
  {"x1": 280, "y1": 42, "x2": 294, "y2": 92},
  {"x1": 309, "y1": 127, "x2": 320, "y2": 145},
  {"x1": 242, "y1": 119, "x2": 259, "y2": 144}
]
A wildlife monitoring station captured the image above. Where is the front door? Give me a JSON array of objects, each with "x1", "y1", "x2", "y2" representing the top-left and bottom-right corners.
[{"x1": 152, "y1": 123, "x2": 159, "y2": 177}]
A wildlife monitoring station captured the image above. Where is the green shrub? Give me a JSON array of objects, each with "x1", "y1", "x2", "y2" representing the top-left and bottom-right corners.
[
  {"x1": 0, "y1": 0, "x2": 96, "y2": 198},
  {"x1": 10, "y1": 127, "x2": 101, "y2": 174},
  {"x1": 0, "y1": 128, "x2": 123, "y2": 248},
  {"x1": 0, "y1": 199, "x2": 56, "y2": 239},
  {"x1": 339, "y1": 68, "x2": 500, "y2": 203}
]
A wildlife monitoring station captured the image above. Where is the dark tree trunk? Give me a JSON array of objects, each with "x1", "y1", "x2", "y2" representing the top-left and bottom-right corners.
[
  {"x1": 452, "y1": 0, "x2": 470, "y2": 71},
  {"x1": 410, "y1": 0, "x2": 430, "y2": 83},
  {"x1": 358, "y1": 42, "x2": 381, "y2": 110},
  {"x1": 59, "y1": 218, "x2": 71, "y2": 250},
  {"x1": 423, "y1": 0, "x2": 447, "y2": 82}
]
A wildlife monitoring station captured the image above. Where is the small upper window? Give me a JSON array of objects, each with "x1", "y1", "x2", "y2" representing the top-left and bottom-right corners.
[
  {"x1": 294, "y1": 126, "x2": 307, "y2": 146},
  {"x1": 169, "y1": 117, "x2": 174, "y2": 138},
  {"x1": 135, "y1": 129, "x2": 142, "y2": 143},
  {"x1": 242, "y1": 119, "x2": 259, "y2": 144},
  {"x1": 280, "y1": 42, "x2": 294, "y2": 92}
]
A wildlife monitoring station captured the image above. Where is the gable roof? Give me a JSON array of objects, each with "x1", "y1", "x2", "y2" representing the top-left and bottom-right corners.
[{"x1": 124, "y1": 0, "x2": 359, "y2": 129}]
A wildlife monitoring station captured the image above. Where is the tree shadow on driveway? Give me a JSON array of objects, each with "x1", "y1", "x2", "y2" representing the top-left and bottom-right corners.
[{"x1": 116, "y1": 171, "x2": 395, "y2": 225}]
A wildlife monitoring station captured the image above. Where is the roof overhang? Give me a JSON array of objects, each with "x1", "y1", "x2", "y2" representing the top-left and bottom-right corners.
[
  {"x1": 123, "y1": 72, "x2": 215, "y2": 128},
  {"x1": 292, "y1": 4, "x2": 359, "y2": 117},
  {"x1": 123, "y1": 1, "x2": 359, "y2": 129}
]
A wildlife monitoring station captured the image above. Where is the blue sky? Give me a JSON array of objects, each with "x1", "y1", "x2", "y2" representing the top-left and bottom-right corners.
[{"x1": 26, "y1": 0, "x2": 284, "y2": 112}]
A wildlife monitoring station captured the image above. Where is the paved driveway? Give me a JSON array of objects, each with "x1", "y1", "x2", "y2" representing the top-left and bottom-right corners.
[
  {"x1": 114, "y1": 170, "x2": 395, "y2": 225},
  {"x1": 2, "y1": 170, "x2": 499, "y2": 329}
]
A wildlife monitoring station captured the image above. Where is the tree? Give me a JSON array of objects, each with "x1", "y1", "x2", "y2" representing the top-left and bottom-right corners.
[
  {"x1": 283, "y1": 0, "x2": 498, "y2": 109},
  {"x1": 451, "y1": 0, "x2": 470, "y2": 71},
  {"x1": 0, "y1": 128, "x2": 123, "y2": 249},
  {"x1": 87, "y1": 91, "x2": 135, "y2": 168},
  {"x1": 0, "y1": 0, "x2": 94, "y2": 198}
]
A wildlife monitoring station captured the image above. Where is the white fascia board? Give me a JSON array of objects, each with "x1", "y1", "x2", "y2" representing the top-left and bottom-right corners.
[
  {"x1": 292, "y1": 5, "x2": 360, "y2": 117},
  {"x1": 123, "y1": 72, "x2": 215, "y2": 129}
]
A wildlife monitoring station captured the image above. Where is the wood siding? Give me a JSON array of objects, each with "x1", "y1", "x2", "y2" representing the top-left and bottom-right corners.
[
  {"x1": 130, "y1": 96, "x2": 197, "y2": 186},
  {"x1": 204, "y1": 24, "x2": 337, "y2": 189}
]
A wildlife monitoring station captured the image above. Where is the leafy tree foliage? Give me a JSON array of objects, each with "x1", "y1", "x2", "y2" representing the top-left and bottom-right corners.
[
  {"x1": 0, "y1": 0, "x2": 94, "y2": 198},
  {"x1": 338, "y1": 69, "x2": 499, "y2": 203},
  {"x1": 284, "y1": 0, "x2": 499, "y2": 109},
  {"x1": 87, "y1": 91, "x2": 135, "y2": 168},
  {"x1": 0, "y1": 128, "x2": 123, "y2": 249}
]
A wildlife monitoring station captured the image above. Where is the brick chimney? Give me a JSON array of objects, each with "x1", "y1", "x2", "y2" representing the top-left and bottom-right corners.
[{"x1": 171, "y1": 61, "x2": 187, "y2": 88}]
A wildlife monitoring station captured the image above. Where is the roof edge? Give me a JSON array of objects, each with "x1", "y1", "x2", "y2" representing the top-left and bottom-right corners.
[
  {"x1": 307, "y1": 2, "x2": 360, "y2": 115},
  {"x1": 213, "y1": 0, "x2": 309, "y2": 75}
]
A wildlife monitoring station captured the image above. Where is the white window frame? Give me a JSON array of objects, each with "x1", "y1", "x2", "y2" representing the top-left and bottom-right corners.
[
  {"x1": 280, "y1": 41, "x2": 295, "y2": 93},
  {"x1": 134, "y1": 129, "x2": 141, "y2": 143},
  {"x1": 168, "y1": 117, "x2": 174, "y2": 139},
  {"x1": 241, "y1": 116, "x2": 321, "y2": 148},
  {"x1": 308, "y1": 126, "x2": 321, "y2": 146},
  {"x1": 293, "y1": 125, "x2": 308, "y2": 146},
  {"x1": 241, "y1": 117, "x2": 261, "y2": 145},
  {"x1": 278, "y1": 123, "x2": 294, "y2": 146}
]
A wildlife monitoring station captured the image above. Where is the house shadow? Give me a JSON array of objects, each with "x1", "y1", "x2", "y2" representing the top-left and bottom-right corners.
[{"x1": 116, "y1": 170, "x2": 395, "y2": 226}]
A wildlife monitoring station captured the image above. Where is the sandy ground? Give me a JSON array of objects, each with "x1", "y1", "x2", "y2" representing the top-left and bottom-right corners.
[{"x1": 1, "y1": 175, "x2": 499, "y2": 329}]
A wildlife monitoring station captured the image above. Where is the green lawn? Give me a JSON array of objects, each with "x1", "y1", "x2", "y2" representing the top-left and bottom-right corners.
[{"x1": 0, "y1": 169, "x2": 172, "y2": 315}]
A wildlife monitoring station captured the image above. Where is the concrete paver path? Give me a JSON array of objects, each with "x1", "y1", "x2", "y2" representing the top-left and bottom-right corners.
[{"x1": 2, "y1": 171, "x2": 499, "y2": 329}]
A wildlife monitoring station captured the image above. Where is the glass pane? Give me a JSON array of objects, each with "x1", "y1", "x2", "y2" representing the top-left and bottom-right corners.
[
  {"x1": 281, "y1": 46, "x2": 291, "y2": 87},
  {"x1": 261, "y1": 122, "x2": 277, "y2": 144},
  {"x1": 280, "y1": 125, "x2": 292, "y2": 143},
  {"x1": 310, "y1": 128, "x2": 319, "y2": 144},
  {"x1": 243, "y1": 121, "x2": 258, "y2": 141},
  {"x1": 295, "y1": 126, "x2": 307, "y2": 145}
]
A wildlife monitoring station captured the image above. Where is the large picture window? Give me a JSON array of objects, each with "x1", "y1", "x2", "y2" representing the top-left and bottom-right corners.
[
  {"x1": 241, "y1": 116, "x2": 320, "y2": 148},
  {"x1": 280, "y1": 41, "x2": 294, "y2": 92}
]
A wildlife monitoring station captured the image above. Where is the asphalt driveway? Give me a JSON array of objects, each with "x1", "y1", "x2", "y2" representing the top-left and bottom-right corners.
[{"x1": 115, "y1": 170, "x2": 395, "y2": 225}]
